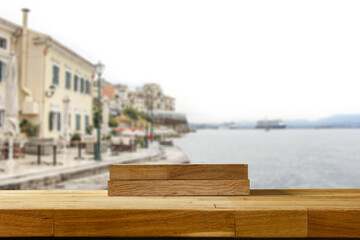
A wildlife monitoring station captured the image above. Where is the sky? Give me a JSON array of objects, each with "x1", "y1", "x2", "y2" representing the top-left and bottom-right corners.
[{"x1": 1, "y1": 0, "x2": 360, "y2": 123}]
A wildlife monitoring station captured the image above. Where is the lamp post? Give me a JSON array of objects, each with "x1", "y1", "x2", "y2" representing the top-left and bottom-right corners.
[
  {"x1": 95, "y1": 61, "x2": 105, "y2": 161},
  {"x1": 144, "y1": 88, "x2": 150, "y2": 148},
  {"x1": 149, "y1": 90, "x2": 154, "y2": 142}
]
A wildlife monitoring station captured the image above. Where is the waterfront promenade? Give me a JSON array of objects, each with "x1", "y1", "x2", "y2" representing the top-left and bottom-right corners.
[{"x1": 0, "y1": 143, "x2": 189, "y2": 190}]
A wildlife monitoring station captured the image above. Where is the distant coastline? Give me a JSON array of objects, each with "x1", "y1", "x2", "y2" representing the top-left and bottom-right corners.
[{"x1": 189, "y1": 114, "x2": 360, "y2": 130}]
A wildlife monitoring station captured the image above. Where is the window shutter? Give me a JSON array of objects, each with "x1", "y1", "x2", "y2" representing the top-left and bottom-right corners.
[
  {"x1": 56, "y1": 67, "x2": 59, "y2": 84},
  {"x1": 85, "y1": 81, "x2": 88, "y2": 94},
  {"x1": 57, "y1": 112, "x2": 61, "y2": 131},
  {"x1": 74, "y1": 75, "x2": 77, "y2": 92},
  {"x1": 66, "y1": 72, "x2": 71, "y2": 89},
  {"x1": 52, "y1": 66, "x2": 55, "y2": 85},
  {"x1": 81, "y1": 78, "x2": 84, "y2": 93},
  {"x1": 0, "y1": 60, "x2": 2, "y2": 82},
  {"x1": 49, "y1": 112, "x2": 53, "y2": 131},
  {"x1": 76, "y1": 114, "x2": 81, "y2": 131},
  {"x1": 53, "y1": 65, "x2": 59, "y2": 85},
  {"x1": 85, "y1": 115, "x2": 88, "y2": 134}
]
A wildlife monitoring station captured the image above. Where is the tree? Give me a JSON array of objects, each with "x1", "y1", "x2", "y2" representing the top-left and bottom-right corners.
[
  {"x1": 122, "y1": 107, "x2": 139, "y2": 128},
  {"x1": 109, "y1": 114, "x2": 118, "y2": 128},
  {"x1": 139, "y1": 111, "x2": 153, "y2": 123},
  {"x1": 19, "y1": 119, "x2": 40, "y2": 137}
]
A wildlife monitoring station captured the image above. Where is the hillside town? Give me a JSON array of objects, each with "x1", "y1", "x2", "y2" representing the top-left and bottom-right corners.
[
  {"x1": 0, "y1": 9, "x2": 188, "y2": 140},
  {"x1": 0, "y1": 9, "x2": 190, "y2": 189}
]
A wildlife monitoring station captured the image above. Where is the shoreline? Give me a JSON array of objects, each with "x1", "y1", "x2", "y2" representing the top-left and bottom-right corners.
[{"x1": 0, "y1": 142, "x2": 190, "y2": 190}]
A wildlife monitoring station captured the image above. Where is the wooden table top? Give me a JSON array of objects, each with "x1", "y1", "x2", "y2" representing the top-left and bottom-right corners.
[{"x1": 1, "y1": 189, "x2": 360, "y2": 238}]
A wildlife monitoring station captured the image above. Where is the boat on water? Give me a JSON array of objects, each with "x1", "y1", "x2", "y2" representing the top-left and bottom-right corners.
[
  {"x1": 255, "y1": 119, "x2": 286, "y2": 129},
  {"x1": 219, "y1": 122, "x2": 238, "y2": 129},
  {"x1": 160, "y1": 140, "x2": 174, "y2": 146}
]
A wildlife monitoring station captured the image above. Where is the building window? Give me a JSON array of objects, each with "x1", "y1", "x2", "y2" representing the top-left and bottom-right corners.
[
  {"x1": 76, "y1": 114, "x2": 81, "y2": 131},
  {"x1": 57, "y1": 112, "x2": 61, "y2": 131},
  {"x1": 80, "y1": 78, "x2": 85, "y2": 93},
  {"x1": 85, "y1": 115, "x2": 89, "y2": 134},
  {"x1": 49, "y1": 112, "x2": 54, "y2": 131},
  {"x1": 88, "y1": 80, "x2": 92, "y2": 94},
  {"x1": 0, "y1": 111, "x2": 4, "y2": 127},
  {"x1": 85, "y1": 80, "x2": 91, "y2": 95},
  {"x1": 0, "y1": 60, "x2": 4, "y2": 83},
  {"x1": 49, "y1": 111, "x2": 61, "y2": 131},
  {"x1": 0, "y1": 37, "x2": 7, "y2": 49},
  {"x1": 65, "y1": 71, "x2": 71, "y2": 89},
  {"x1": 52, "y1": 65, "x2": 59, "y2": 85},
  {"x1": 74, "y1": 75, "x2": 79, "y2": 92}
]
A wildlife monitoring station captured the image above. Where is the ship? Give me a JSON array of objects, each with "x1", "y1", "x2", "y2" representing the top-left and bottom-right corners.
[
  {"x1": 219, "y1": 122, "x2": 238, "y2": 129},
  {"x1": 255, "y1": 119, "x2": 286, "y2": 129}
]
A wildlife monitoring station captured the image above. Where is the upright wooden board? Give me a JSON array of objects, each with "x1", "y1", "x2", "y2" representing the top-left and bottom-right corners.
[
  {"x1": 108, "y1": 179, "x2": 250, "y2": 196},
  {"x1": 109, "y1": 164, "x2": 248, "y2": 180},
  {"x1": 0, "y1": 210, "x2": 53, "y2": 237}
]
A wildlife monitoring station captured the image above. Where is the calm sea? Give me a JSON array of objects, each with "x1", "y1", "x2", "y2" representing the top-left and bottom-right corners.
[{"x1": 173, "y1": 129, "x2": 360, "y2": 189}]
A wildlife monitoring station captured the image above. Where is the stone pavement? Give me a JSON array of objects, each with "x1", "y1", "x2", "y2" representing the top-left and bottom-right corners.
[
  {"x1": 0, "y1": 142, "x2": 159, "y2": 189},
  {"x1": 0, "y1": 142, "x2": 190, "y2": 190},
  {"x1": 45, "y1": 145, "x2": 190, "y2": 190}
]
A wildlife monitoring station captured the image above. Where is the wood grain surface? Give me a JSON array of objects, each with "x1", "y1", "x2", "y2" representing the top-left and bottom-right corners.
[
  {"x1": 109, "y1": 164, "x2": 248, "y2": 180},
  {"x1": 308, "y1": 209, "x2": 360, "y2": 238},
  {"x1": 108, "y1": 179, "x2": 250, "y2": 196},
  {"x1": 0, "y1": 210, "x2": 53, "y2": 237},
  {"x1": 0, "y1": 189, "x2": 360, "y2": 238},
  {"x1": 235, "y1": 209, "x2": 307, "y2": 238},
  {"x1": 54, "y1": 209, "x2": 235, "y2": 237}
]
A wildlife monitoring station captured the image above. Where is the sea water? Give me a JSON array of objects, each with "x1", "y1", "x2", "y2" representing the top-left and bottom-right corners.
[{"x1": 173, "y1": 129, "x2": 360, "y2": 189}]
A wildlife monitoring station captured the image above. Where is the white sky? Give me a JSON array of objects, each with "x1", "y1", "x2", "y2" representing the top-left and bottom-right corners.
[{"x1": 1, "y1": 0, "x2": 360, "y2": 123}]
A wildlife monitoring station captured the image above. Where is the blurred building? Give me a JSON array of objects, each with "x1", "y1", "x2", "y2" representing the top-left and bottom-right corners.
[
  {"x1": 94, "y1": 82, "x2": 176, "y2": 114},
  {"x1": 113, "y1": 84, "x2": 128, "y2": 112},
  {"x1": 127, "y1": 91, "x2": 146, "y2": 112},
  {"x1": 93, "y1": 79, "x2": 112, "y2": 98},
  {"x1": 164, "y1": 95, "x2": 175, "y2": 111},
  {"x1": 0, "y1": 17, "x2": 20, "y2": 128},
  {"x1": 0, "y1": 10, "x2": 96, "y2": 138},
  {"x1": 141, "y1": 83, "x2": 176, "y2": 112}
]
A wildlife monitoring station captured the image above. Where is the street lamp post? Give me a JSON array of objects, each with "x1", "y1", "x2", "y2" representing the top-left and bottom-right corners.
[
  {"x1": 95, "y1": 61, "x2": 105, "y2": 161},
  {"x1": 149, "y1": 91, "x2": 154, "y2": 142},
  {"x1": 144, "y1": 121, "x2": 148, "y2": 148},
  {"x1": 144, "y1": 87, "x2": 151, "y2": 148}
]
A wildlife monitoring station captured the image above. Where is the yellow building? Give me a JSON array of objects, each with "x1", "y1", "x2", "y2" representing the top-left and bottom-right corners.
[
  {"x1": 1, "y1": 9, "x2": 95, "y2": 139},
  {"x1": 0, "y1": 17, "x2": 21, "y2": 128}
]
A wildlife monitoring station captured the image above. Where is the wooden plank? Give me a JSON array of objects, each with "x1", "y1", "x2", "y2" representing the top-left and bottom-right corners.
[
  {"x1": 235, "y1": 209, "x2": 307, "y2": 238},
  {"x1": 54, "y1": 209, "x2": 235, "y2": 237},
  {"x1": 108, "y1": 179, "x2": 250, "y2": 196},
  {"x1": 0, "y1": 209, "x2": 53, "y2": 237},
  {"x1": 251, "y1": 188, "x2": 360, "y2": 196},
  {"x1": 110, "y1": 164, "x2": 248, "y2": 180},
  {"x1": 0, "y1": 190, "x2": 360, "y2": 238},
  {"x1": 308, "y1": 209, "x2": 360, "y2": 238}
]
